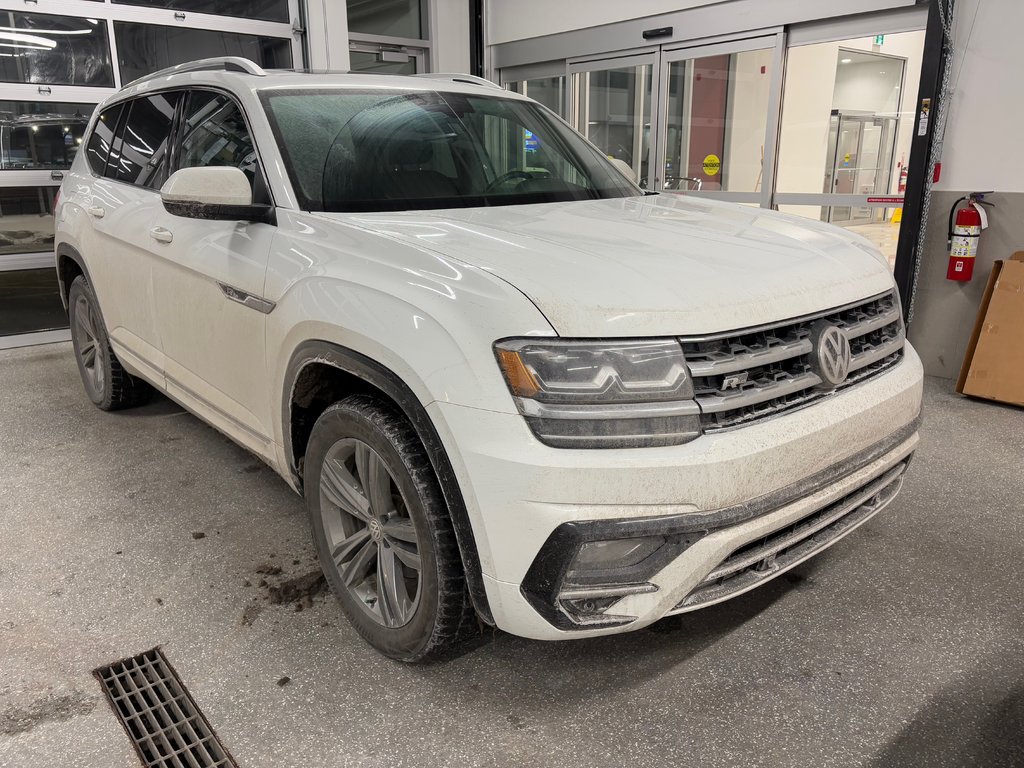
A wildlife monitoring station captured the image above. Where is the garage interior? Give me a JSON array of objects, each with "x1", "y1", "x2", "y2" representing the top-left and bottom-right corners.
[{"x1": 1, "y1": 0, "x2": 1022, "y2": 766}]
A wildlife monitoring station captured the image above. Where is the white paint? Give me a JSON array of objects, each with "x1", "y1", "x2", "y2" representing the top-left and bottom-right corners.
[
  {"x1": 160, "y1": 167, "x2": 253, "y2": 207},
  {"x1": 933, "y1": 0, "x2": 1024, "y2": 193},
  {"x1": 430, "y1": 0, "x2": 472, "y2": 73},
  {"x1": 485, "y1": 0, "x2": 719, "y2": 46},
  {"x1": 57, "y1": 69, "x2": 924, "y2": 640}
]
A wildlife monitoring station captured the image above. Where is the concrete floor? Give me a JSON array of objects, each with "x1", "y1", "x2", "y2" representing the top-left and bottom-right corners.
[{"x1": 1, "y1": 342, "x2": 1022, "y2": 768}]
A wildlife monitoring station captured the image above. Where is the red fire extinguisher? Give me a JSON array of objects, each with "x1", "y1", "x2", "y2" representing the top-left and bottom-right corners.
[{"x1": 946, "y1": 193, "x2": 992, "y2": 281}]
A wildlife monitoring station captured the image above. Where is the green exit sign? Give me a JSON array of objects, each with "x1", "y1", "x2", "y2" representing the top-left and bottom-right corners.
[{"x1": 874, "y1": 35, "x2": 885, "y2": 45}]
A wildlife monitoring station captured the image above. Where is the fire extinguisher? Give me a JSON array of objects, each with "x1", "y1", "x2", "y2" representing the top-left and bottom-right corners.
[{"x1": 946, "y1": 193, "x2": 993, "y2": 281}]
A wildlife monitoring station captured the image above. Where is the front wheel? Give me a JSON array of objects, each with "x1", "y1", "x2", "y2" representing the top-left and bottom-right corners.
[{"x1": 304, "y1": 395, "x2": 472, "y2": 661}]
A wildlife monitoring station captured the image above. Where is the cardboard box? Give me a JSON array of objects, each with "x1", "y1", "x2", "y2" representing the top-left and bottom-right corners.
[{"x1": 956, "y1": 251, "x2": 1024, "y2": 406}]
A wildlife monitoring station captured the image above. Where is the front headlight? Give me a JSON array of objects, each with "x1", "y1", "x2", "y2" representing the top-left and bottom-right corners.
[{"x1": 494, "y1": 339, "x2": 702, "y2": 448}]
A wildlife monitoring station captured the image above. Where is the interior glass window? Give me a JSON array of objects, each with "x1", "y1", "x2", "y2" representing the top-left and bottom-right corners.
[
  {"x1": 112, "y1": 0, "x2": 288, "y2": 23},
  {"x1": 114, "y1": 22, "x2": 292, "y2": 84},
  {"x1": 0, "y1": 11, "x2": 114, "y2": 87},
  {"x1": 0, "y1": 186, "x2": 56, "y2": 255},
  {"x1": 85, "y1": 103, "x2": 125, "y2": 178},
  {"x1": 347, "y1": 0, "x2": 425, "y2": 40},
  {"x1": 179, "y1": 91, "x2": 256, "y2": 180},
  {"x1": 110, "y1": 92, "x2": 181, "y2": 188},
  {"x1": 0, "y1": 102, "x2": 94, "y2": 170}
]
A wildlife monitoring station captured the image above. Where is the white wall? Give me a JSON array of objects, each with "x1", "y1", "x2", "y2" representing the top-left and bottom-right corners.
[
  {"x1": 933, "y1": 0, "x2": 1024, "y2": 193},
  {"x1": 485, "y1": 0, "x2": 719, "y2": 46},
  {"x1": 431, "y1": 0, "x2": 472, "y2": 72}
]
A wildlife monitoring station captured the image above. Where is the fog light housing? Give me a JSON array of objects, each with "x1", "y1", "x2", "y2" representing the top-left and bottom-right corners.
[{"x1": 566, "y1": 536, "x2": 667, "y2": 585}]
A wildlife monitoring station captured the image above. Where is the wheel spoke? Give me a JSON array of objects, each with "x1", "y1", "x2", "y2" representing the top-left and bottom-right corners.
[
  {"x1": 381, "y1": 517, "x2": 417, "y2": 543},
  {"x1": 391, "y1": 541, "x2": 421, "y2": 571},
  {"x1": 377, "y1": 545, "x2": 412, "y2": 626},
  {"x1": 321, "y1": 456, "x2": 371, "y2": 520},
  {"x1": 355, "y1": 444, "x2": 395, "y2": 517},
  {"x1": 81, "y1": 342, "x2": 97, "y2": 368},
  {"x1": 342, "y1": 539, "x2": 377, "y2": 587},
  {"x1": 331, "y1": 527, "x2": 370, "y2": 568}
]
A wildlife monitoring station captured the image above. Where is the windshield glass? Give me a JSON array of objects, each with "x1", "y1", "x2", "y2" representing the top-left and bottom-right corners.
[{"x1": 259, "y1": 88, "x2": 641, "y2": 212}]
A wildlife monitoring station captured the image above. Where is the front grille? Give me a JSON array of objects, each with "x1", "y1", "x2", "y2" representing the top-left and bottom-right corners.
[
  {"x1": 682, "y1": 291, "x2": 905, "y2": 431},
  {"x1": 95, "y1": 648, "x2": 237, "y2": 768},
  {"x1": 672, "y1": 459, "x2": 908, "y2": 612}
]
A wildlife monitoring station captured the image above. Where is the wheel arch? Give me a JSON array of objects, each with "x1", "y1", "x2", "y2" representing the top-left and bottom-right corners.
[
  {"x1": 282, "y1": 339, "x2": 493, "y2": 625},
  {"x1": 55, "y1": 242, "x2": 91, "y2": 311}
]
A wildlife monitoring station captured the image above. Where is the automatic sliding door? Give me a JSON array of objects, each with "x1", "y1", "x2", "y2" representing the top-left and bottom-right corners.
[
  {"x1": 570, "y1": 55, "x2": 656, "y2": 188},
  {"x1": 657, "y1": 38, "x2": 776, "y2": 199}
]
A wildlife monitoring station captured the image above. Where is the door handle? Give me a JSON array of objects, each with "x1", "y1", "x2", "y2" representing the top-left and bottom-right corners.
[
  {"x1": 87, "y1": 206, "x2": 105, "y2": 219},
  {"x1": 149, "y1": 226, "x2": 173, "y2": 244}
]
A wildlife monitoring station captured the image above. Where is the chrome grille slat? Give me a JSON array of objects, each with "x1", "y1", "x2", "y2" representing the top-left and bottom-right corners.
[
  {"x1": 686, "y1": 337, "x2": 813, "y2": 377},
  {"x1": 682, "y1": 292, "x2": 905, "y2": 431},
  {"x1": 696, "y1": 371, "x2": 822, "y2": 414},
  {"x1": 842, "y1": 304, "x2": 901, "y2": 339},
  {"x1": 848, "y1": 329, "x2": 906, "y2": 373}
]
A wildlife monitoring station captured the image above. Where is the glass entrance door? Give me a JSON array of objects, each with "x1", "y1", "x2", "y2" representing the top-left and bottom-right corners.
[
  {"x1": 569, "y1": 54, "x2": 657, "y2": 188},
  {"x1": 825, "y1": 111, "x2": 897, "y2": 224},
  {"x1": 657, "y1": 39, "x2": 776, "y2": 198},
  {"x1": 568, "y1": 38, "x2": 776, "y2": 197}
]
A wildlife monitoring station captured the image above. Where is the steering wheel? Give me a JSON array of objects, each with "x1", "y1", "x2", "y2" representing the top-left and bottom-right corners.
[{"x1": 483, "y1": 170, "x2": 534, "y2": 193}]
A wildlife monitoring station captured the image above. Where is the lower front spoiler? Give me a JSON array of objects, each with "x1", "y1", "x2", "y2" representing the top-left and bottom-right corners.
[{"x1": 500, "y1": 425, "x2": 918, "y2": 640}]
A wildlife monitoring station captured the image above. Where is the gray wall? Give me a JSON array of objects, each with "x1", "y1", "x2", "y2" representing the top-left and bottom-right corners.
[{"x1": 908, "y1": 191, "x2": 1024, "y2": 379}]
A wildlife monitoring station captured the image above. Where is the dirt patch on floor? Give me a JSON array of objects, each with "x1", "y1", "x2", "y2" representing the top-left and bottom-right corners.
[{"x1": 0, "y1": 690, "x2": 97, "y2": 735}]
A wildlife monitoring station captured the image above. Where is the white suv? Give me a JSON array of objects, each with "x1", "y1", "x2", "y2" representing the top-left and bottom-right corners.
[{"x1": 54, "y1": 57, "x2": 923, "y2": 661}]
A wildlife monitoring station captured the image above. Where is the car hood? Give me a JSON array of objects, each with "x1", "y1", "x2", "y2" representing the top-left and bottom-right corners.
[{"x1": 320, "y1": 194, "x2": 896, "y2": 337}]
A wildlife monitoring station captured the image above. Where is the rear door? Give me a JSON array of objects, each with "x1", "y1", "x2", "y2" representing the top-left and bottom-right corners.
[
  {"x1": 78, "y1": 92, "x2": 182, "y2": 383},
  {"x1": 149, "y1": 89, "x2": 277, "y2": 458}
]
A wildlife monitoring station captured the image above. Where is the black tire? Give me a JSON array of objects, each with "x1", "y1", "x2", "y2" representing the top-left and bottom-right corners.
[
  {"x1": 68, "y1": 275, "x2": 152, "y2": 411},
  {"x1": 305, "y1": 394, "x2": 473, "y2": 662}
]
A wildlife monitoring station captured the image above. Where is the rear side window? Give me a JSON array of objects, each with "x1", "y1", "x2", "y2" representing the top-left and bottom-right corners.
[
  {"x1": 179, "y1": 91, "x2": 256, "y2": 180},
  {"x1": 111, "y1": 92, "x2": 182, "y2": 188},
  {"x1": 85, "y1": 103, "x2": 124, "y2": 176}
]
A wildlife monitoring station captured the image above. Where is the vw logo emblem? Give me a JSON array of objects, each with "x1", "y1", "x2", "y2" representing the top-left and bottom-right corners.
[{"x1": 811, "y1": 322, "x2": 852, "y2": 388}]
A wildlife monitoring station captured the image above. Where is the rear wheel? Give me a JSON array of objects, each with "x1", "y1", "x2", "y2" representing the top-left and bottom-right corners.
[
  {"x1": 68, "y1": 275, "x2": 152, "y2": 411},
  {"x1": 305, "y1": 394, "x2": 472, "y2": 661}
]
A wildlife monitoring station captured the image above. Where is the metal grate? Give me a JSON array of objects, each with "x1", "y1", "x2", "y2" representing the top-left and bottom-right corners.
[{"x1": 95, "y1": 648, "x2": 238, "y2": 768}]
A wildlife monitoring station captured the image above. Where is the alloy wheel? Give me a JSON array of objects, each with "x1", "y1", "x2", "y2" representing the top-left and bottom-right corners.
[
  {"x1": 319, "y1": 438, "x2": 422, "y2": 628},
  {"x1": 73, "y1": 293, "x2": 105, "y2": 395}
]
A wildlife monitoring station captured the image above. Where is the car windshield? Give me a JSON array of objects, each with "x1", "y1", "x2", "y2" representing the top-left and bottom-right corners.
[{"x1": 259, "y1": 88, "x2": 641, "y2": 212}]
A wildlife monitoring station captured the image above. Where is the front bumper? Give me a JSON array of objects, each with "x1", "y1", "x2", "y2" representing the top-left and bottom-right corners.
[{"x1": 428, "y1": 344, "x2": 924, "y2": 640}]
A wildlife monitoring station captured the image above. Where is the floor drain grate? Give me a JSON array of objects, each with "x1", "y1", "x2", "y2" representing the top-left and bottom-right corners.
[{"x1": 95, "y1": 647, "x2": 238, "y2": 768}]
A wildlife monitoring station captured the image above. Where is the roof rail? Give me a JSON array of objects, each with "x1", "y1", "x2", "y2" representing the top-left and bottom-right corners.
[
  {"x1": 124, "y1": 57, "x2": 266, "y2": 89},
  {"x1": 412, "y1": 73, "x2": 502, "y2": 90}
]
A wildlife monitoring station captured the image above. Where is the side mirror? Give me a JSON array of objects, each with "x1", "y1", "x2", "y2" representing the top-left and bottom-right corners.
[{"x1": 160, "y1": 166, "x2": 272, "y2": 222}]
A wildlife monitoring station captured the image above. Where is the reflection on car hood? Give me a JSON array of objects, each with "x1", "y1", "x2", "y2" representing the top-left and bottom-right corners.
[{"x1": 324, "y1": 194, "x2": 896, "y2": 337}]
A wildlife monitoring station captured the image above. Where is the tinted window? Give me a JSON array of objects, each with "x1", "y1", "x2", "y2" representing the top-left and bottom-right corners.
[
  {"x1": 114, "y1": 22, "x2": 292, "y2": 84},
  {"x1": 179, "y1": 92, "x2": 256, "y2": 179},
  {"x1": 86, "y1": 104, "x2": 125, "y2": 177},
  {"x1": 0, "y1": 11, "x2": 113, "y2": 87},
  {"x1": 348, "y1": 0, "x2": 424, "y2": 40},
  {"x1": 0, "y1": 102, "x2": 94, "y2": 170},
  {"x1": 112, "y1": 0, "x2": 288, "y2": 23},
  {"x1": 111, "y1": 92, "x2": 181, "y2": 188}
]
